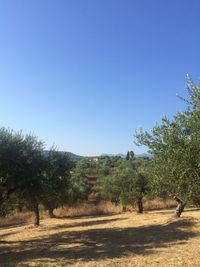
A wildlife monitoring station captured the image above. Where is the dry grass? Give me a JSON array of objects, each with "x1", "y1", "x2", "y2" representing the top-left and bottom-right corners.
[
  {"x1": 0, "y1": 209, "x2": 47, "y2": 228},
  {"x1": 0, "y1": 207, "x2": 200, "y2": 266},
  {"x1": 54, "y1": 201, "x2": 122, "y2": 218},
  {"x1": 0, "y1": 202, "x2": 121, "y2": 228},
  {"x1": 0, "y1": 199, "x2": 176, "y2": 228},
  {"x1": 143, "y1": 197, "x2": 177, "y2": 210}
]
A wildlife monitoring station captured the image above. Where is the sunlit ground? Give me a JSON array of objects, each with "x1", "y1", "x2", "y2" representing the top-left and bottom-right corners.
[{"x1": 0, "y1": 208, "x2": 200, "y2": 266}]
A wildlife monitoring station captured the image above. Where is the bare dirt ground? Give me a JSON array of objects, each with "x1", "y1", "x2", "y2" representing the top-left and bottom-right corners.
[{"x1": 0, "y1": 208, "x2": 200, "y2": 267}]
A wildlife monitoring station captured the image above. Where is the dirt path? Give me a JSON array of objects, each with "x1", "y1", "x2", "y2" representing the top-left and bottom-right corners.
[{"x1": 0, "y1": 208, "x2": 200, "y2": 266}]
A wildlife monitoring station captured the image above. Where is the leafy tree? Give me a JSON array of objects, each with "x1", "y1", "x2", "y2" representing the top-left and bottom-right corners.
[
  {"x1": 42, "y1": 150, "x2": 74, "y2": 218},
  {"x1": 0, "y1": 129, "x2": 90, "y2": 224},
  {"x1": 97, "y1": 173, "x2": 121, "y2": 206},
  {"x1": 17, "y1": 135, "x2": 46, "y2": 226},
  {"x1": 96, "y1": 157, "x2": 112, "y2": 177},
  {"x1": 0, "y1": 128, "x2": 23, "y2": 216},
  {"x1": 0, "y1": 128, "x2": 46, "y2": 225},
  {"x1": 75, "y1": 158, "x2": 93, "y2": 169},
  {"x1": 134, "y1": 75, "x2": 200, "y2": 216},
  {"x1": 97, "y1": 159, "x2": 150, "y2": 212},
  {"x1": 68, "y1": 163, "x2": 91, "y2": 204}
]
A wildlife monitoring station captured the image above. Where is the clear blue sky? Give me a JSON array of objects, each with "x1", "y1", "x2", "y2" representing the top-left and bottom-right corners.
[{"x1": 0, "y1": 0, "x2": 200, "y2": 156}]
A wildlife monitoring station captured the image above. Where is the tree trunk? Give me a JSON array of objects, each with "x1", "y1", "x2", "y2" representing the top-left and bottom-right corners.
[
  {"x1": 48, "y1": 208, "x2": 55, "y2": 218},
  {"x1": 34, "y1": 203, "x2": 40, "y2": 226},
  {"x1": 122, "y1": 206, "x2": 127, "y2": 212},
  {"x1": 18, "y1": 205, "x2": 23, "y2": 212},
  {"x1": 174, "y1": 196, "x2": 186, "y2": 217},
  {"x1": 137, "y1": 197, "x2": 143, "y2": 213},
  {"x1": 0, "y1": 209, "x2": 6, "y2": 218},
  {"x1": 0, "y1": 197, "x2": 6, "y2": 217}
]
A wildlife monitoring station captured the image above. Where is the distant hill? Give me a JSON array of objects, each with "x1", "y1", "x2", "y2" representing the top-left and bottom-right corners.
[
  {"x1": 66, "y1": 152, "x2": 83, "y2": 159},
  {"x1": 101, "y1": 153, "x2": 153, "y2": 158},
  {"x1": 44, "y1": 150, "x2": 83, "y2": 159}
]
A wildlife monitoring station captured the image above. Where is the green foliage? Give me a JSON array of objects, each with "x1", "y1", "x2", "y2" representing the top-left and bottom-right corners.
[
  {"x1": 0, "y1": 128, "x2": 90, "y2": 223},
  {"x1": 75, "y1": 158, "x2": 93, "y2": 169},
  {"x1": 129, "y1": 150, "x2": 134, "y2": 160},
  {"x1": 97, "y1": 158, "x2": 151, "y2": 212},
  {"x1": 0, "y1": 128, "x2": 45, "y2": 216},
  {"x1": 96, "y1": 156, "x2": 123, "y2": 177},
  {"x1": 134, "y1": 75, "x2": 200, "y2": 205},
  {"x1": 68, "y1": 163, "x2": 90, "y2": 203},
  {"x1": 42, "y1": 150, "x2": 74, "y2": 215}
]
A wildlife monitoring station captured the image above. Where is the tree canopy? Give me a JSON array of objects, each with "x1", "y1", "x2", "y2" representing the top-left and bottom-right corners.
[
  {"x1": 97, "y1": 157, "x2": 151, "y2": 213},
  {"x1": 0, "y1": 128, "x2": 90, "y2": 225},
  {"x1": 134, "y1": 75, "x2": 200, "y2": 214}
]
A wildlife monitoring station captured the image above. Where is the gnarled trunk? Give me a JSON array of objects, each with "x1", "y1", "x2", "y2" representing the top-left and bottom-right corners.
[
  {"x1": 174, "y1": 196, "x2": 186, "y2": 217},
  {"x1": 137, "y1": 197, "x2": 143, "y2": 213},
  {"x1": 34, "y1": 203, "x2": 40, "y2": 226}
]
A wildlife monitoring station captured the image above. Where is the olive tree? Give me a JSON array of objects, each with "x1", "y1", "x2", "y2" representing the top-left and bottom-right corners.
[
  {"x1": 97, "y1": 159, "x2": 150, "y2": 213},
  {"x1": 134, "y1": 75, "x2": 200, "y2": 217},
  {"x1": 0, "y1": 128, "x2": 46, "y2": 225},
  {"x1": 42, "y1": 150, "x2": 74, "y2": 218}
]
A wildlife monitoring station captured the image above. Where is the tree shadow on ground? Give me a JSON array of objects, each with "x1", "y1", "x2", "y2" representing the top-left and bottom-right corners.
[
  {"x1": 0, "y1": 218, "x2": 198, "y2": 266},
  {"x1": 44, "y1": 218, "x2": 126, "y2": 231},
  {"x1": 55, "y1": 212, "x2": 121, "y2": 220},
  {"x1": 183, "y1": 208, "x2": 200, "y2": 212},
  {"x1": 0, "y1": 231, "x2": 19, "y2": 239},
  {"x1": 147, "y1": 207, "x2": 200, "y2": 215}
]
